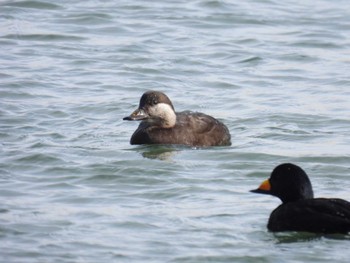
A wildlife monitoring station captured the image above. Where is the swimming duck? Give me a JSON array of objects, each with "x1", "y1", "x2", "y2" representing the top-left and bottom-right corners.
[
  {"x1": 123, "y1": 91, "x2": 231, "y2": 147},
  {"x1": 251, "y1": 163, "x2": 350, "y2": 234}
]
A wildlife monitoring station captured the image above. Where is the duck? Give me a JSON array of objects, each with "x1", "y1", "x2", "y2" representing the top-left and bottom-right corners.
[
  {"x1": 123, "y1": 91, "x2": 231, "y2": 147},
  {"x1": 250, "y1": 163, "x2": 350, "y2": 234}
]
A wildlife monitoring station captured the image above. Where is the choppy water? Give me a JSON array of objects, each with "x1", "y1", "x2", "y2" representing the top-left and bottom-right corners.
[{"x1": 1, "y1": 0, "x2": 350, "y2": 262}]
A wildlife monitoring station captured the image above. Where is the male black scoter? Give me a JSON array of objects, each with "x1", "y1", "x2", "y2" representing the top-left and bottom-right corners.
[
  {"x1": 251, "y1": 163, "x2": 350, "y2": 234},
  {"x1": 123, "y1": 91, "x2": 231, "y2": 147}
]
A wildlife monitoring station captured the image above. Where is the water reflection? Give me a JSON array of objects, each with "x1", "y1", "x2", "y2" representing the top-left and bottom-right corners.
[
  {"x1": 272, "y1": 231, "x2": 350, "y2": 243},
  {"x1": 133, "y1": 145, "x2": 182, "y2": 161}
]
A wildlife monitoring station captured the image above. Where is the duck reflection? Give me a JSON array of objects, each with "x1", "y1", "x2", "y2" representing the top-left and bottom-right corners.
[{"x1": 135, "y1": 145, "x2": 182, "y2": 161}]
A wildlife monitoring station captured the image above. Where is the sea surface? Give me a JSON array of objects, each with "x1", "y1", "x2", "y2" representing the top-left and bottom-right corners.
[{"x1": 1, "y1": 0, "x2": 350, "y2": 262}]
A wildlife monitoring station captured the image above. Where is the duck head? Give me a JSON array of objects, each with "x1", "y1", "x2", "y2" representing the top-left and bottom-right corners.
[
  {"x1": 123, "y1": 91, "x2": 176, "y2": 128},
  {"x1": 251, "y1": 163, "x2": 314, "y2": 203}
]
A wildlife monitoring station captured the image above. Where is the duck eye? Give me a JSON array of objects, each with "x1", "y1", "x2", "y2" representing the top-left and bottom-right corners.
[{"x1": 149, "y1": 95, "x2": 158, "y2": 105}]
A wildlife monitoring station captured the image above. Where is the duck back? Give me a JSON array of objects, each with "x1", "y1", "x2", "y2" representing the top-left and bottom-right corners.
[{"x1": 268, "y1": 198, "x2": 350, "y2": 234}]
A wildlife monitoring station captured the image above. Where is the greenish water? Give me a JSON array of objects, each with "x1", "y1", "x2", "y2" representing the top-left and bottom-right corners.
[{"x1": 1, "y1": 0, "x2": 350, "y2": 262}]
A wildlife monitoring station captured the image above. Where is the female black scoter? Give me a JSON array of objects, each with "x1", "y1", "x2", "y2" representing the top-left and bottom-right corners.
[
  {"x1": 251, "y1": 163, "x2": 350, "y2": 234},
  {"x1": 123, "y1": 91, "x2": 231, "y2": 147}
]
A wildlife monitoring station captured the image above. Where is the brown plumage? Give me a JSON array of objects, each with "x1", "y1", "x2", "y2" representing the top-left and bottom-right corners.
[{"x1": 123, "y1": 91, "x2": 231, "y2": 147}]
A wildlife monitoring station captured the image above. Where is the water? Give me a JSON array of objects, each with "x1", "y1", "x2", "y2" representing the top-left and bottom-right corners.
[{"x1": 1, "y1": 0, "x2": 350, "y2": 262}]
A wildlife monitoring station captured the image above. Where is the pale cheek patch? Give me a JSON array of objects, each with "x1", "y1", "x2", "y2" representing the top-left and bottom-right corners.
[{"x1": 149, "y1": 103, "x2": 176, "y2": 128}]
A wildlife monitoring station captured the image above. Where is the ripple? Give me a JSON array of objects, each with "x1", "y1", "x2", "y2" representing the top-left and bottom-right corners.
[
  {"x1": 3, "y1": 34, "x2": 86, "y2": 42},
  {"x1": 1, "y1": 0, "x2": 350, "y2": 262},
  {"x1": 3, "y1": 0, "x2": 63, "y2": 10}
]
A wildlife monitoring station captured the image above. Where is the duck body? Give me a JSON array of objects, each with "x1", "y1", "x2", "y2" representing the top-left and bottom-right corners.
[
  {"x1": 123, "y1": 91, "x2": 231, "y2": 147},
  {"x1": 268, "y1": 198, "x2": 350, "y2": 233},
  {"x1": 130, "y1": 111, "x2": 231, "y2": 146},
  {"x1": 251, "y1": 163, "x2": 350, "y2": 234}
]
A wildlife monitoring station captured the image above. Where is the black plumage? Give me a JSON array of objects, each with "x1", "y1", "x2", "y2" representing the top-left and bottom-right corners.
[{"x1": 251, "y1": 163, "x2": 350, "y2": 234}]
